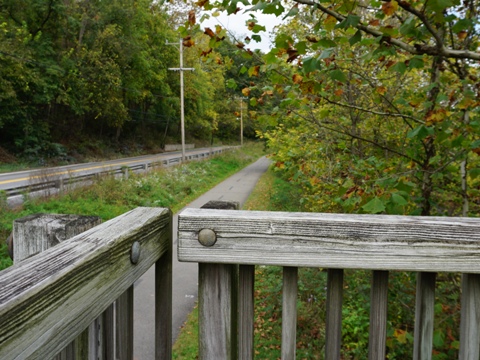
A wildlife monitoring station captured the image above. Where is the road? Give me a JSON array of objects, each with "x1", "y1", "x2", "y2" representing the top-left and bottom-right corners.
[
  {"x1": 133, "y1": 156, "x2": 271, "y2": 359},
  {"x1": 0, "y1": 146, "x2": 230, "y2": 194}
]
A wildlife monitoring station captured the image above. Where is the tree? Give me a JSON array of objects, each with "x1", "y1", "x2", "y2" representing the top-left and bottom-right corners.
[{"x1": 196, "y1": 0, "x2": 480, "y2": 216}]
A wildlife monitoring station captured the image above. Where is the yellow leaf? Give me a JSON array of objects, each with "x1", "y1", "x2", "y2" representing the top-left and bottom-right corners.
[
  {"x1": 457, "y1": 31, "x2": 468, "y2": 40},
  {"x1": 324, "y1": 15, "x2": 337, "y2": 31},
  {"x1": 242, "y1": 87, "x2": 251, "y2": 97},
  {"x1": 393, "y1": 329, "x2": 407, "y2": 344},
  {"x1": 249, "y1": 65, "x2": 260, "y2": 77},
  {"x1": 376, "y1": 86, "x2": 387, "y2": 95},
  {"x1": 382, "y1": 0, "x2": 398, "y2": 16},
  {"x1": 292, "y1": 74, "x2": 303, "y2": 84}
]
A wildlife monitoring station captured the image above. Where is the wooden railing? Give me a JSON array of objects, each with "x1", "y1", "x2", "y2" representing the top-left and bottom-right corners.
[
  {"x1": 0, "y1": 207, "x2": 172, "y2": 360},
  {"x1": 3, "y1": 206, "x2": 480, "y2": 359},
  {"x1": 178, "y1": 208, "x2": 480, "y2": 360}
]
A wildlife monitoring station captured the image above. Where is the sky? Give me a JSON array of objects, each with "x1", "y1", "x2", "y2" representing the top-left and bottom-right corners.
[{"x1": 200, "y1": 9, "x2": 283, "y2": 53}]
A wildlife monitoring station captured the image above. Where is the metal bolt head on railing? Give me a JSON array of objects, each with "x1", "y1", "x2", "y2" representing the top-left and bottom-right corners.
[
  {"x1": 130, "y1": 241, "x2": 141, "y2": 264},
  {"x1": 198, "y1": 229, "x2": 217, "y2": 247}
]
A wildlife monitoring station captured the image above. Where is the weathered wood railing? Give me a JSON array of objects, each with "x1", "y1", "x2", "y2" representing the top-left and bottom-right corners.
[
  {"x1": 0, "y1": 207, "x2": 172, "y2": 360},
  {"x1": 178, "y1": 208, "x2": 480, "y2": 359}
]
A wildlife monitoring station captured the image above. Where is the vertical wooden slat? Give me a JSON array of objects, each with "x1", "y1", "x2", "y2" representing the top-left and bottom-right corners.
[
  {"x1": 325, "y1": 268, "x2": 344, "y2": 359},
  {"x1": 103, "y1": 304, "x2": 115, "y2": 360},
  {"x1": 156, "y1": 211, "x2": 172, "y2": 360},
  {"x1": 89, "y1": 317, "x2": 101, "y2": 360},
  {"x1": 74, "y1": 328, "x2": 89, "y2": 360},
  {"x1": 198, "y1": 200, "x2": 239, "y2": 360},
  {"x1": 413, "y1": 272, "x2": 436, "y2": 360},
  {"x1": 231, "y1": 265, "x2": 239, "y2": 360},
  {"x1": 238, "y1": 265, "x2": 255, "y2": 360},
  {"x1": 281, "y1": 266, "x2": 298, "y2": 360},
  {"x1": 199, "y1": 263, "x2": 235, "y2": 359},
  {"x1": 116, "y1": 286, "x2": 134, "y2": 360},
  {"x1": 459, "y1": 273, "x2": 480, "y2": 360},
  {"x1": 369, "y1": 270, "x2": 389, "y2": 360}
]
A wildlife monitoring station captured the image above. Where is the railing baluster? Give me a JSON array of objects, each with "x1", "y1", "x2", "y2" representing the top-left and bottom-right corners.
[
  {"x1": 413, "y1": 272, "x2": 436, "y2": 360},
  {"x1": 155, "y1": 214, "x2": 173, "y2": 360},
  {"x1": 282, "y1": 266, "x2": 298, "y2": 360},
  {"x1": 369, "y1": 270, "x2": 389, "y2": 360},
  {"x1": 459, "y1": 273, "x2": 480, "y2": 360},
  {"x1": 199, "y1": 263, "x2": 236, "y2": 359},
  {"x1": 326, "y1": 268, "x2": 344, "y2": 359},
  {"x1": 101, "y1": 303, "x2": 115, "y2": 360},
  {"x1": 238, "y1": 265, "x2": 255, "y2": 360},
  {"x1": 116, "y1": 286, "x2": 134, "y2": 360}
]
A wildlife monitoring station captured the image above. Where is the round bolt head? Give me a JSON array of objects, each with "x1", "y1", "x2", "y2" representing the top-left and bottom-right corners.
[
  {"x1": 130, "y1": 241, "x2": 141, "y2": 264},
  {"x1": 198, "y1": 228, "x2": 217, "y2": 247}
]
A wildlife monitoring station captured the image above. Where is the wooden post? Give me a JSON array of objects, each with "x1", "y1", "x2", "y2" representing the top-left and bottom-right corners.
[
  {"x1": 116, "y1": 287, "x2": 134, "y2": 360},
  {"x1": 459, "y1": 273, "x2": 480, "y2": 360},
  {"x1": 198, "y1": 201, "x2": 239, "y2": 360},
  {"x1": 325, "y1": 269, "x2": 344, "y2": 359},
  {"x1": 13, "y1": 214, "x2": 101, "y2": 360},
  {"x1": 155, "y1": 210, "x2": 173, "y2": 360},
  {"x1": 413, "y1": 272, "x2": 436, "y2": 360},
  {"x1": 238, "y1": 264, "x2": 255, "y2": 360},
  {"x1": 369, "y1": 271, "x2": 389, "y2": 360},
  {"x1": 281, "y1": 266, "x2": 298, "y2": 360}
]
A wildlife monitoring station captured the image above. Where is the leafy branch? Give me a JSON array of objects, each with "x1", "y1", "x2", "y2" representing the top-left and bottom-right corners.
[{"x1": 293, "y1": 0, "x2": 480, "y2": 61}]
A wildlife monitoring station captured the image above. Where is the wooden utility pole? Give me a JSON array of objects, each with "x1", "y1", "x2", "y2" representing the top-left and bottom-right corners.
[
  {"x1": 235, "y1": 97, "x2": 247, "y2": 146},
  {"x1": 167, "y1": 39, "x2": 195, "y2": 162}
]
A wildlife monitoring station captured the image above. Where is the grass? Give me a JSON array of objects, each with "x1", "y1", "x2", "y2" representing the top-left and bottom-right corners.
[
  {"x1": 173, "y1": 306, "x2": 200, "y2": 360},
  {"x1": 0, "y1": 144, "x2": 265, "y2": 271}
]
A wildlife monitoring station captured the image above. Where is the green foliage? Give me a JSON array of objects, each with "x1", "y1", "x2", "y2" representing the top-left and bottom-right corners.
[
  {"x1": 0, "y1": 0, "x2": 245, "y2": 160},
  {"x1": 194, "y1": 0, "x2": 480, "y2": 217}
]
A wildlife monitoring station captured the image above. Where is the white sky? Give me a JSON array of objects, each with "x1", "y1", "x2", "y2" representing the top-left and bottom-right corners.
[{"x1": 200, "y1": 9, "x2": 282, "y2": 52}]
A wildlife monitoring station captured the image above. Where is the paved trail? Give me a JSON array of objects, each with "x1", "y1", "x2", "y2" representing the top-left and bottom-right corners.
[{"x1": 133, "y1": 156, "x2": 271, "y2": 359}]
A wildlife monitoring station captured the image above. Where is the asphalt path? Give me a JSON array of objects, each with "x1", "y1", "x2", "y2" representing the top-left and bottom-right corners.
[
  {"x1": 0, "y1": 147, "x2": 229, "y2": 192},
  {"x1": 133, "y1": 156, "x2": 271, "y2": 360}
]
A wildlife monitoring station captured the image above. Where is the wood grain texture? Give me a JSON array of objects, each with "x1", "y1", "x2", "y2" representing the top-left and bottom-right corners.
[
  {"x1": 198, "y1": 263, "x2": 235, "y2": 360},
  {"x1": 13, "y1": 214, "x2": 101, "y2": 262},
  {"x1": 116, "y1": 286, "x2": 134, "y2": 360},
  {"x1": 325, "y1": 269, "x2": 343, "y2": 359},
  {"x1": 281, "y1": 267, "x2": 297, "y2": 360},
  {"x1": 0, "y1": 207, "x2": 171, "y2": 360},
  {"x1": 413, "y1": 272, "x2": 436, "y2": 360},
  {"x1": 13, "y1": 213, "x2": 101, "y2": 360},
  {"x1": 198, "y1": 200, "x2": 238, "y2": 360},
  {"x1": 178, "y1": 209, "x2": 480, "y2": 272},
  {"x1": 369, "y1": 271, "x2": 388, "y2": 360},
  {"x1": 459, "y1": 274, "x2": 480, "y2": 360},
  {"x1": 238, "y1": 265, "x2": 254, "y2": 360},
  {"x1": 156, "y1": 211, "x2": 172, "y2": 360},
  {"x1": 103, "y1": 304, "x2": 115, "y2": 360}
]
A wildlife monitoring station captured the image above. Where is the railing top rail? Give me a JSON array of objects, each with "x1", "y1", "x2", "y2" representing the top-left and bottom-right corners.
[
  {"x1": 178, "y1": 208, "x2": 480, "y2": 272},
  {"x1": 0, "y1": 207, "x2": 171, "y2": 360}
]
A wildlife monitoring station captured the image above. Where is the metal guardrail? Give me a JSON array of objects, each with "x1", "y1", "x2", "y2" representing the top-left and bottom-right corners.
[{"x1": 4, "y1": 147, "x2": 232, "y2": 197}]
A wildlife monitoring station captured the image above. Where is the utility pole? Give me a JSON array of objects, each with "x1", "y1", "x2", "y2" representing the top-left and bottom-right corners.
[
  {"x1": 236, "y1": 97, "x2": 248, "y2": 146},
  {"x1": 167, "y1": 39, "x2": 194, "y2": 161},
  {"x1": 240, "y1": 98, "x2": 244, "y2": 146}
]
